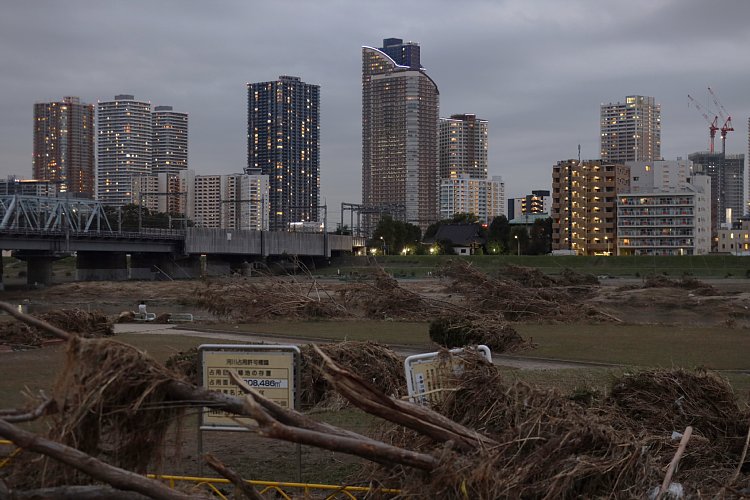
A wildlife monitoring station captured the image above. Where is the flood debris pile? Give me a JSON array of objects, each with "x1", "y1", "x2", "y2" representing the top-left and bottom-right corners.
[
  {"x1": 0, "y1": 308, "x2": 114, "y2": 349},
  {"x1": 299, "y1": 341, "x2": 405, "y2": 409},
  {"x1": 164, "y1": 340, "x2": 407, "y2": 410},
  {"x1": 643, "y1": 274, "x2": 718, "y2": 295},
  {"x1": 7, "y1": 336, "x2": 185, "y2": 489},
  {"x1": 2, "y1": 303, "x2": 750, "y2": 498},
  {"x1": 439, "y1": 260, "x2": 612, "y2": 322},
  {"x1": 336, "y1": 268, "x2": 443, "y2": 320},
  {"x1": 608, "y1": 369, "x2": 747, "y2": 458},
  {"x1": 191, "y1": 278, "x2": 348, "y2": 321},
  {"x1": 165, "y1": 346, "x2": 200, "y2": 385},
  {"x1": 372, "y1": 359, "x2": 750, "y2": 498},
  {"x1": 428, "y1": 313, "x2": 530, "y2": 352}
]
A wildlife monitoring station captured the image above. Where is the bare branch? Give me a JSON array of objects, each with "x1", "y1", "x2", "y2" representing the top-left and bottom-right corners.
[
  {"x1": 0, "y1": 484, "x2": 152, "y2": 499},
  {"x1": 204, "y1": 453, "x2": 263, "y2": 500},
  {"x1": 0, "y1": 419, "x2": 202, "y2": 500},
  {"x1": 241, "y1": 394, "x2": 439, "y2": 471},
  {"x1": 0, "y1": 301, "x2": 73, "y2": 341},
  {"x1": 314, "y1": 345, "x2": 497, "y2": 451},
  {"x1": 1, "y1": 397, "x2": 57, "y2": 423},
  {"x1": 226, "y1": 370, "x2": 375, "y2": 441}
]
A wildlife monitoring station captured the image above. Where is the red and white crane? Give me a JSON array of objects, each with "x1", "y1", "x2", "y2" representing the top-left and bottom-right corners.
[
  {"x1": 708, "y1": 86, "x2": 734, "y2": 155},
  {"x1": 687, "y1": 94, "x2": 719, "y2": 153}
]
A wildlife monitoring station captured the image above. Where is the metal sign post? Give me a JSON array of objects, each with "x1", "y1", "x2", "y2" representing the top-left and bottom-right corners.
[{"x1": 197, "y1": 344, "x2": 301, "y2": 479}]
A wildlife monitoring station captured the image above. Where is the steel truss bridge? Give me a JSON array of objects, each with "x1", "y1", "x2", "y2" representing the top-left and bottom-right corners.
[
  {"x1": 0, "y1": 195, "x2": 362, "y2": 286},
  {"x1": 0, "y1": 195, "x2": 113, "y2": 233}
]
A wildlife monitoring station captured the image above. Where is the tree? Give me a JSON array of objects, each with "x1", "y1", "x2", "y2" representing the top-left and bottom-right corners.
[
  {"x1": 487, "y1": 215, "x2": 511, "y2": 254},
  {"x1": 104, "y1": 204, "x2": 184, "y2": 231},
  {"x1": 371, "y1": 215, "x2": 422, "y2": 255},
  {"x1": 527, "y1": 217, "x2": 553, "y2": 255}
]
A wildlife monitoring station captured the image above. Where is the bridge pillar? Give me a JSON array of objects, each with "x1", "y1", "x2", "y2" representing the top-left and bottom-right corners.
[
  {"x1": 26, "y1": 256, "x2": 54, "y2": 286},
  {"x1": 76, "y1": 252, "x2": 128, "y2": 281},
  {"x1": 129, "y1": 253, "x2": 185, "y2": 280}
]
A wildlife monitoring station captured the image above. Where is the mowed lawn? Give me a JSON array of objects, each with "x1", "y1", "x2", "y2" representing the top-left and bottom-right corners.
[
  {"x1": 3, "y1": 322, "x2": 750, "y2": 408},
  {"x1": 514, "y1": 323, "x2": 750, "y2": 370},
  {"x1": 203, "y1": 320, "x2": 432, "y2": 346},
  {"x1": 208, "y1": 320, "x2": 750, "y2": 371}
]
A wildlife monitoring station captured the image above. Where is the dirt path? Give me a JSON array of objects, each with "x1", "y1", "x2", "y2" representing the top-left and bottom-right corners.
[{"x1": 115, "y1": 324, "x2": 600, "y2": 371}]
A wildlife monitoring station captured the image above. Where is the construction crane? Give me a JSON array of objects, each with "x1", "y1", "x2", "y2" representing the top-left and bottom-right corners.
[
  {"x1": 708, "y1": 86, "x2": 734, "y2": 154},
  {"x1": 687, "y1": 94, "x2": 719, "y2": 153}
]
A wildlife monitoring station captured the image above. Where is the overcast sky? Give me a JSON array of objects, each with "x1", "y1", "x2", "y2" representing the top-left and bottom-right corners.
[{"x1": 2, "y1": 0, "x2": 749, "y2": 222}]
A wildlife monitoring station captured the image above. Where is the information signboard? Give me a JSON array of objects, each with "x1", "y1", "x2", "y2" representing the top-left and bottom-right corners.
[
  {"x1": 404, "y1": 345, "x2": 492, "y2": 405},
  {"x1": 199, "y1": 344, "x2": 300, "y2": 431}
]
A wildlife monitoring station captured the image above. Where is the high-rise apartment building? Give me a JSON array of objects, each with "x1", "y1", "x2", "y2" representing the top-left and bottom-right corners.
[
  {"x1": 247, "y1": 75, "x2": 319, "y2": 231},
  {"x1": 439, "y1": 114, "x2": 488, "y2": 179},
  {"x1": 33, "y1": 96, "x2": 95, "y2": 198},
  {"x1": 551, "y1": 160, "x2": 630, "y2": 255},
  {"x1": 747, "y1": 117, "x2": 750, "y2": 214},
  {"x1": 362, "y1": 38, "x2": 439, "y2": 232},
  {"x1": 439, "y1": 174, "x2": 504, "y2": 223},
  {"x1": 152, "y1": 105, "x2": 188, "y2": 177},
  {"x1": 689, "y1": 151, "x2": 745, "y2": 234},
  {"x1": 180, "y1": 170, "x2": 269, "y2": 231},
  {"x1": 97, "y1": 95, "x2": 152, "y2": 205},
  {"x1": 601, "y1": 95, "x2": 661, "y2": 164}
]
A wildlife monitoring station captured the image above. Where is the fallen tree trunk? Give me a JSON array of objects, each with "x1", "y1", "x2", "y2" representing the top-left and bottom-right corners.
[
  {"x1": 0, "y1": 484, "x2": 152, "y2": 499},
  {"x1": 0, "y1": 419, "x2": 201, "y2": 500}
]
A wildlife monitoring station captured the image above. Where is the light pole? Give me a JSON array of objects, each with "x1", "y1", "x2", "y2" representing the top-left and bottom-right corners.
[
  {"x1": 514, "y1": 234, "x2": 520, "y2": 256},
  {"x1": 605, "y1": 235, "x2": 610, "y2": 256},
  {"x1": 380, "y1": 236, "x2": 386, "y2": 255}
]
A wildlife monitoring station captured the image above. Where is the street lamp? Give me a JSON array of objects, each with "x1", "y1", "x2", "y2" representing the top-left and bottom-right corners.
[
  {"x1": 514, "y1": 234, "x2": 520, "y2": 256},
  {"x1": 380, "y1": 236, "x2": 386, "y2": 255},
  {"x1": 605, "y1": 235, "x2": 610, "y2": 256}
]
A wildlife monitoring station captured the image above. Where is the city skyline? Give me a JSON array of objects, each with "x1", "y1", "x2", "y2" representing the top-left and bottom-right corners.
[{"x1": 2, "y1": 1, "x2": 750, "y2": 222}]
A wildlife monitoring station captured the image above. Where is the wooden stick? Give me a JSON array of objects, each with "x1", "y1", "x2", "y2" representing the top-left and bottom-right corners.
[
  {"x1": 657, "y1": 426, "x2": 692, "y2": 500},
  {"x1": 0, "y1": 419, "x2": 200, "y2": 500},
  {"x1": 725, "y1": 421, "x2": 750, "y2": 492},
  {"x1": 0, "y1": 398, "x2": 57, "y2": 423},
  {"x1": 204, "y1": 453, "x2": 263, "y2": 500}
]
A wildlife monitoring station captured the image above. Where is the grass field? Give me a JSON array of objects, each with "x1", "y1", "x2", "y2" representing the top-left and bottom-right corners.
[
  {"x1": 203, "y1": 320, "x2": 432, "y2": 346},
  {"x1": 514, "y1": 323, "x2": 750, "y2": 370},
  {"x1": 197, "y1": 320, "x2": 750, "y2": 371},
  {"x1": 4, "y1": 321, "x2": 750, "y2": 483}
]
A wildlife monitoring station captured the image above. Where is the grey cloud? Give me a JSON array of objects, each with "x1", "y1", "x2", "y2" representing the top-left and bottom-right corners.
[{"x1": 1, "y1": 0, "x2": 749, "y2": 220}]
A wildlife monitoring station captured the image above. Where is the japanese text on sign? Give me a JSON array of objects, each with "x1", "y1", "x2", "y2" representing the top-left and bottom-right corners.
[{"x1": 200, "y1": 347, "x2": 297, "y2": 429}]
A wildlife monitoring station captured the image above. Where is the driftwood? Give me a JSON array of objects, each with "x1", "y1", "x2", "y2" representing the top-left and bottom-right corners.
[
  {"x1": 0, "y1": 484, "x2": 152, "y2": 499},
  {"x1": 656, "y1": 426, "x2": 692, "y2": 500},
  {"x1": 227, "y1": 370, "x2": 438, "y2": 471},
  {"x1": 0, "y1": 396, "x2": 56, "y2": 423},
  {"x1": 4, "y1": 299, "x2": 747, "y2": 498},
  {"x1": 0, "y1": 419, "x2": 200, "y2": 500},
  {"x1": 313, "y1": 345, "x2": 498, "y2": 452},
  {"x1": 204, "y1": 453, "x2": 263, "y2": 500}
]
